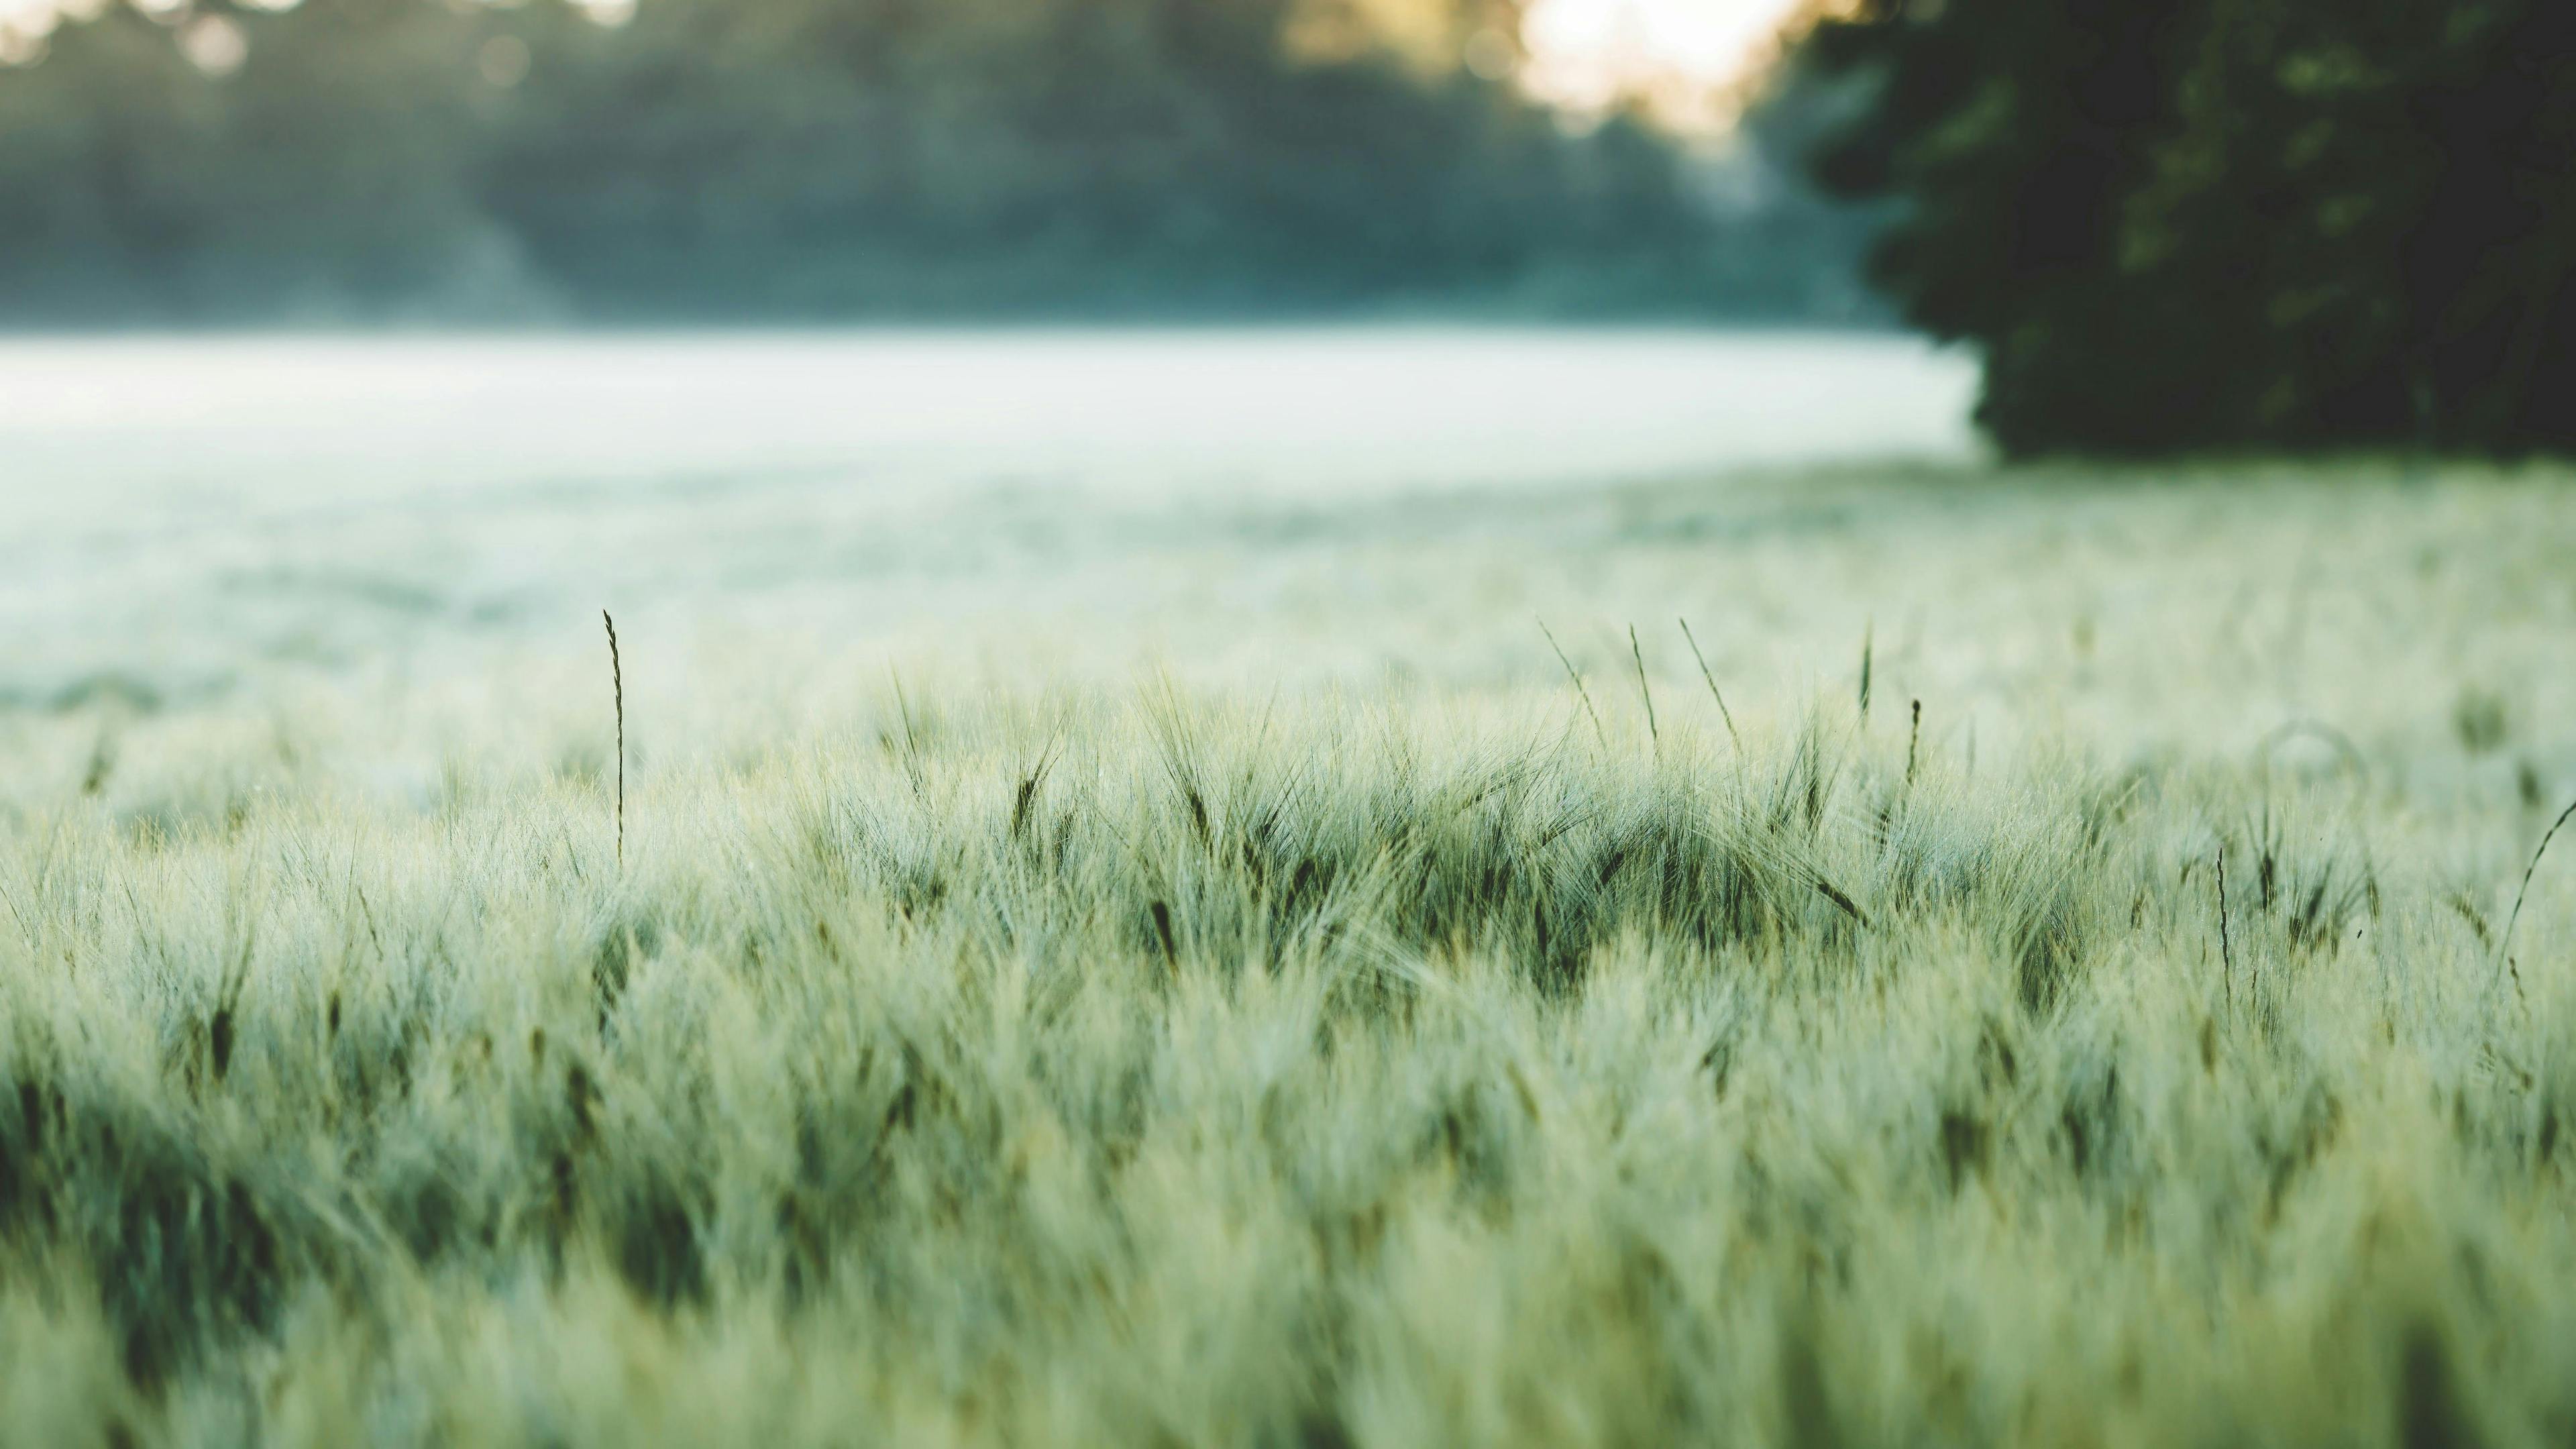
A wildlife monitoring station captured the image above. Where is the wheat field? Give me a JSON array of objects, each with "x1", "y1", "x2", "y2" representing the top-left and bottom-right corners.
[{"x1": 5, "y1": 359, "x2": 2576, "y2": 1446}]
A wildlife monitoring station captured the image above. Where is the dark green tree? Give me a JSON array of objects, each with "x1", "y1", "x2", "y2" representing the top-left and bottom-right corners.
[
  {"x1": 2123, "y1": 0, "x2": 2576, "y2": 451},
  {"x1": 1804, "y1": 0, "x2": 2210, "y2": 451},
  {"x1": 1805, "y1": 0, "x2": 2576, "y2": 455}
]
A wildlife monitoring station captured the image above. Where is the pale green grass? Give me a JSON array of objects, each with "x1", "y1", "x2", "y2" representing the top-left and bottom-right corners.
[{"x1": 1, "y1": 457, "x2": 2574, "y2": 1446}]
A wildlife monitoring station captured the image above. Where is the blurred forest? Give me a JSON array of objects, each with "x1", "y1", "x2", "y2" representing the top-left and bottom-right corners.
[
  {"x1": 0, "y1": 0, "x2": 1885, "y2": 325},
  {"x1": 1809, "y1": 0, "x2": 2576, "y2": 455}
]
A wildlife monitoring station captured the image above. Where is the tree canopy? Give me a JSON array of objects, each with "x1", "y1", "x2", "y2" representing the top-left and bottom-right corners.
[{"x1": 1807, "y1": 0, "x2": 2576, "y2": 455}]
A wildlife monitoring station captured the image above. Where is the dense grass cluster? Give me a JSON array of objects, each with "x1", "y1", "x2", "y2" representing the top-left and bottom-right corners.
[
  {"x1": 3, "y1": 679, "x2": 2573, "y2": 1446},
  {"x1": 5, "y1": 433, "x2": 2575, "y2": 1445}
]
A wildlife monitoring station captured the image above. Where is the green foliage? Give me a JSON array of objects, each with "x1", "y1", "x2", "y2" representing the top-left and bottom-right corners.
[
  {"x1": 1807, "y1": 0, "x2": 2576, "y2": 455},
  {"x1": 0, "y1": 0, "x2": 1864, "y2": 323},
  {"x1": 3, "y1": 684, "x2": 2574, "y2": 1443}
]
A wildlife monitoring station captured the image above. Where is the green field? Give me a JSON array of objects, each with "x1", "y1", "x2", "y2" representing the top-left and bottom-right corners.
[{"x1": 5, "y1": 436, "x2": 2575, "y2": 1445}]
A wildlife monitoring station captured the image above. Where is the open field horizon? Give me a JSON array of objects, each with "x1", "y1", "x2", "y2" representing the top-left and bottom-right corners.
[{"x1": 5, "y1": 332, "x2": 2576, "y2": 1446}]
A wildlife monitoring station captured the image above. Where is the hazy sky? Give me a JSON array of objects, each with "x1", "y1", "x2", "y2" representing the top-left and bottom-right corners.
[{"x1": 1524, "y1": 0, "x2": 1801, "y2": 115}]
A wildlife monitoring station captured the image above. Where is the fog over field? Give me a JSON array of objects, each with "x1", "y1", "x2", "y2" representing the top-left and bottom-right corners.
[
  {"x1": 4, "y1": 331, "x2": 1976, "y2": 709},
  {"x1": 5, "y1": 331, "x2": 2576, "y2": 1448},
  {"x1": 6, "y1": 332, "x2": 2559, "y2": 791},
  {"x1": 1, "y1": 331, "x2": 1972, "y2": 495}
]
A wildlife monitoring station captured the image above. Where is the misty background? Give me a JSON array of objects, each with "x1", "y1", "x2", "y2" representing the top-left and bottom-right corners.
[
  {"x1": 2, "y1": 0, "x2": 2569, "y2": 457},
  {"x1": 0, "y1": 0, "x2": 1886, "y2": 327}
]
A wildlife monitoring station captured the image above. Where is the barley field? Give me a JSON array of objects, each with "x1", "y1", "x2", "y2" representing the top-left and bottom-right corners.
[{"x1": 5, "y1": 337, "x2": 2576, "y2": 1447}]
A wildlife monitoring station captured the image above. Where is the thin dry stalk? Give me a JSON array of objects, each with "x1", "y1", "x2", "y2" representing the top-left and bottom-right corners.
[
  {"x1": 1628, "y1": 625, "x2": 1658, "y2": 755},
  {"x1": 2216, "y1": 843, "x2": 2233, "y2": 1019},
  {"x1": 1538, "y1": 620, "x2": 1607, "y2": 747},
  {"x1": 2496, "y1": 798, "x2": 2576, "y2": 995},
  {"x1": 604, "y1": 610, "x2": 624, "y2": 870},
  {"x1": 890, "y1": 667, "x2": 930, "y2": 796},
  {"x1": 1676, "y1": 619, "x2": 1741, "y2": 752}
]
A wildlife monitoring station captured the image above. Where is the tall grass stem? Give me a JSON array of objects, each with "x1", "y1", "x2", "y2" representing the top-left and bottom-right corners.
[
  {"x1": 1539, "y1": 620, "x2": 1608, "y2": 747},
  {"x1": 1676, "y1": 619, "x2": 1741, "y2": 752},
  {"x1": 604, "y1": 610, "x2": 624, "y2": 870},
  {"x1": 1628, "y1": 625, "x2": 1658, "y2": 755},
  {"x1": 2496, "y1": 798, "x2": 2576, "y2": 995}
]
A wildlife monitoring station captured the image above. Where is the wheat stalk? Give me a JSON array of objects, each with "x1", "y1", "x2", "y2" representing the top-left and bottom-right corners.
[
  {"x1": 1538, "y1": 619, "x2": 1607, "y2": 747},
  {"x1": 604, "y1": 610, "x2": 624, "y2": 870},
  {"x1": 1676, "y1": 619, "x2": 1741, "y2": 752},
  {"x1": 2216, "y1": 843, "x2": 2233, "y2": 1020},
  {"x1": 2496, "y1": 798, "x2": 2576, "y2": 996},
  {"x1": 1627, "y1": 625, "x2": 1658, "y2": 755}
]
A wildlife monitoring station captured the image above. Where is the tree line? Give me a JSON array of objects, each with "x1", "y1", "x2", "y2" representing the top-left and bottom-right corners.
[{"x1": 0, "y1": 0, "x2": 1882, "y2": 325}]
